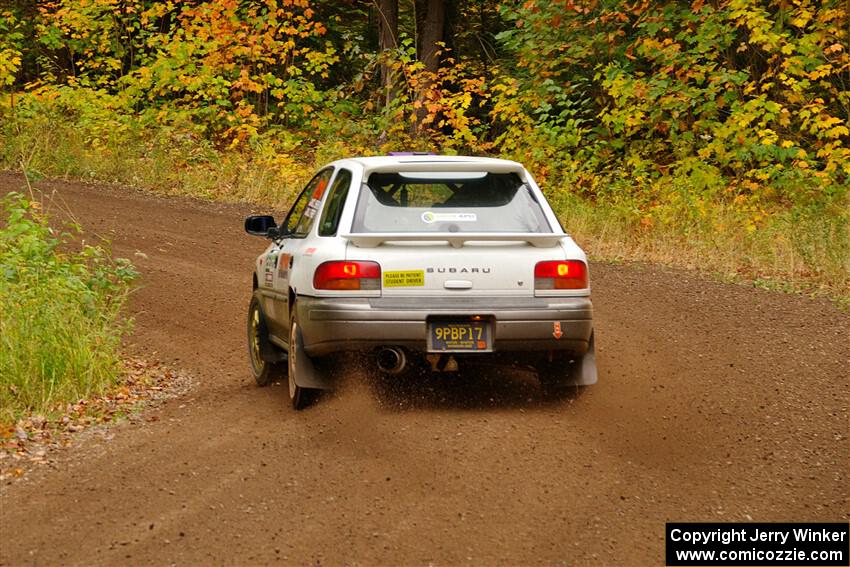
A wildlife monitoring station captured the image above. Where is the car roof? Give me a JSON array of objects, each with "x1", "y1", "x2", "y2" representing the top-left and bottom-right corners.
[{"x1": 330, "y1": 155, "x2": 526, "y2": 175}]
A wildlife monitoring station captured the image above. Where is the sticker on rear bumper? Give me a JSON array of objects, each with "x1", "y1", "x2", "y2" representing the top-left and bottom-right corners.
[{"x1": 383, "y1": 270, "x2": 425, "y2": 287}]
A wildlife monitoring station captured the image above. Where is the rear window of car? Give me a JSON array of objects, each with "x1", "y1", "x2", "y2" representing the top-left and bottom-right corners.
[{"x1": 351, "y1": 172, "x2": 552, "y2": 233}]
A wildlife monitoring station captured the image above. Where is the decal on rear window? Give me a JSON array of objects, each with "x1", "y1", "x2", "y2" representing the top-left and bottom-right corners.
[{"x1": 421, "y1": 212, "x2": 477, "y2": 224}]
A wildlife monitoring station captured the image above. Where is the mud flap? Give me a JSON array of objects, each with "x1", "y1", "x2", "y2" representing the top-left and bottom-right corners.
[
  {"x1": 253, "y1": 290, "x2": 286, "y2": 364},
  {"x1": 572, "y1": 331, "x2": 598, "y2": 385},
  {"x1": 292, "y1": 321, "x2": 333, "y2": 390}
]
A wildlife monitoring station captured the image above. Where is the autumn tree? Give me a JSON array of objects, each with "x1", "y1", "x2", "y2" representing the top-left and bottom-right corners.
[
  {"x1": 376, "y1": 0, "x2": 398, "y2": 106},
  {"x1": 414, "y1": 0, "x2": 446, "y2": 75}
]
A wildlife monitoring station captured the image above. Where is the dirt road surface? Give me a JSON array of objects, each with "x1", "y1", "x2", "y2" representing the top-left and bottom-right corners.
[{"x1": 1, "y1": 173, "x2": 848, "y2": 566}]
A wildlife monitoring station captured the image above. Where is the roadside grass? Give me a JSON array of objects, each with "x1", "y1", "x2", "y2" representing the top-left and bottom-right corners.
[
  {"x1": 553, "y1": 192, "x2": 850, "y2": 297},
  {"x1": 0, "y1": 191, "x2": 137, "y2": 425},
  {"x1": 1, "y1": 106, "x2": 847, "y2": 299},
  {"x1": 1, "y1": 105, "x2": 306, "y2": 208}
]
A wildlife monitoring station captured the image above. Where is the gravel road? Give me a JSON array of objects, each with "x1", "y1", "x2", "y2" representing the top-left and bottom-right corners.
[{"x1": 1, "y1": 173, "x2": 847, "y2": 566}]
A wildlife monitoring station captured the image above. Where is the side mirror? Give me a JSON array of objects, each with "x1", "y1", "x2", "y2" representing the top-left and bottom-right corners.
[{"x1": 244, "y1": 215, "x2": 278, "y2": 238}]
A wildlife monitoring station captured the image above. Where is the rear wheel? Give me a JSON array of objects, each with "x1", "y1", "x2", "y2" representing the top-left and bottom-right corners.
[
  {"x1": 537, "y1": 352, "x2": 581, "y2": 391},
  {"x1": 247, "y1": 296, "x2": 283, "y2": 387},
  {"x1": 288, "y1": 306, "x2": 319, "y2": 410},
  {"x1": 538, "y1": 331, "x2": 598, "y2": 390}
]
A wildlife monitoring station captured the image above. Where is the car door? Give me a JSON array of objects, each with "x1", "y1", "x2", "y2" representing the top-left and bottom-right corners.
[{"x1": 267, "y1": 168, "x2": 335, "y2": 333}]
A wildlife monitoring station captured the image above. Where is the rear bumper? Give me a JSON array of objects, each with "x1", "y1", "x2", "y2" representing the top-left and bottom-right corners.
[{"x1": 297, "y1": 295, "x2": 592, "y2": 357}]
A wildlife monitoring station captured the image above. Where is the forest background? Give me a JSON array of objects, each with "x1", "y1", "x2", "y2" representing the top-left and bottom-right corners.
[{"x1": 1, "y1": 0, "x2": 848, "y2": 295}]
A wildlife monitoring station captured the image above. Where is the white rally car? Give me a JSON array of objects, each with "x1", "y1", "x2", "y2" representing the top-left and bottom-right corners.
[{"x1": 245, "y1": 155, "x2": 596, "y2": 408}]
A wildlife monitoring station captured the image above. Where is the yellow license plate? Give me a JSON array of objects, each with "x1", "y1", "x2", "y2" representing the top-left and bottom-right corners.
[{"x1": 428, "y1": 321, "x2": 491, "y2": 352}]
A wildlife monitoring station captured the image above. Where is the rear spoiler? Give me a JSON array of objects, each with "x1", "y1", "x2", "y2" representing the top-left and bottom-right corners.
[
  {"x1": 364, "y1": 161, "x2": 525, "y2": 175},
  {"x1": 342, "y1": 232, "x2": 564, "y2": 249}
]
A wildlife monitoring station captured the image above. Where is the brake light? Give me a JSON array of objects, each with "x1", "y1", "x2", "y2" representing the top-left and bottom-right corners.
[
  {"x1": 534, "y1": 260, "x2": 588, "y2": 290},
  {"x1": 314, "y1": 261, "x2": 381, "y2": 290}
]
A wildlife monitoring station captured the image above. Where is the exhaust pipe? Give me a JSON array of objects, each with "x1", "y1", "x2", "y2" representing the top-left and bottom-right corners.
[{"x1": 377, "y1": 347, "x2": 406, "y2": 375}]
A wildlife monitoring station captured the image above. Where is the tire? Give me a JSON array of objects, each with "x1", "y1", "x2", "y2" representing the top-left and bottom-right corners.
[
  {"x1": 287, "y1": 305, "x2": 319, "y2": 410},
  {"x1": 537, "y1": 352, "x2": 581, "y2": 391},
  {"x1": 247, "y1": 295, "x2": 283, "y2": 386}
]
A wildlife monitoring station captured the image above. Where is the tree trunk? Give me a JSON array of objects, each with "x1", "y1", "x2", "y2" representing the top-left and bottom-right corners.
[
  {"x1": 415, "y1": 0, "x2": 445, "y2": 75},
  {"x1": 376, "y1": 0, "x2": 398, "y2": 108},
  {"x1": 413, "y1": 0, "x2": 446, "y2": 130}
]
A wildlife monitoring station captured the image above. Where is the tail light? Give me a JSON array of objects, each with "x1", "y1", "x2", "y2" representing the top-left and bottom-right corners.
[
  {"x1": 314, "y1": 261, "x2": 381, "y2": 290},
  {"x1": 534, "y1": 260, "x2": 588, "y2": 290}
]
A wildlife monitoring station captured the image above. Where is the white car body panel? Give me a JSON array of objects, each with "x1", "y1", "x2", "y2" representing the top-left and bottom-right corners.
[
  {"x1": 345, "y1": 240, "x2": 582, "y2": 298},
  {"x1": 248, "y1": 155, "x2": 596, "y2": 388},
  {"x1": 253, "y1": 156, "x2": 591, "y2": 300}
]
